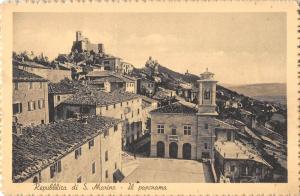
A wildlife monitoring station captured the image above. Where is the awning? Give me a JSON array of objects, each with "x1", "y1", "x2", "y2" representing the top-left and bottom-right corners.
[{"x1": 113, "y1": 169, "x2": 125, "y2": 182}]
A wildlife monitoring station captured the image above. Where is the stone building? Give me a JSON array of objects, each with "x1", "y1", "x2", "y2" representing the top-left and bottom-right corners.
[
  {"x1": 48, "y1": 80, "x2": 86, "y2": 122},
  {"x1": 13, "y1": 116, "x2": 123, "y2": 183},
  {"x1": 118, "y1": 62, "x2": 134, "y2": 74},
  {"x1": 86, "y1": 72, "x2": 137, "y2": 94},
  {"x1": 13, "y1": 68, "x2": 49, "y2": 126},
  {"x1": 72, "y1": 31, "x2": 105, "y2": 54},
  {"x1": 150, "y1": 70, "x2": 218, "y2": 159},
  {"x1": 13, "y1": 60, "x2": 71, "y2": 83},
  {"x1": 138, "y1": 78, "x2": 156, "y2": 96},
  {"x1": 60, "y1": 90, "x2": 143, "y2": 146}
]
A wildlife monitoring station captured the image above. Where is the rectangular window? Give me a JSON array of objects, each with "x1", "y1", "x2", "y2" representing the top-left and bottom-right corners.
[
  {"x1": 204, "y1": 143, "x2": 208, "y2": 149},
  {"x1": 89, "y1": 139, "x2": 94, "y2": 149},
  {"x1": 13, "y1": 103, "x2": 22, "y2": 114},
  {"x1": 14, "y1": 82, "x2": 19, "y2": 90},
  {"x1": 115, "y1": 162, "x2": 117, "y2": 170},
  {"x1": 33, "y1": 101, "x2": 36, "y2": 110},
  {"x1": 92, "y1": 162, "x2": 95, "y2": 174},
  {"x1": 28, "y1": 101, "x2": 35, "y2": 111},
  {"x1": 75, "y1": 147, "x2": 82, "y2": 159},
  {"x1": 105, "y1": 151, "x2": 108, "y2": 161},
  {"x1": 157, "y1": 124, "x2": 164, "y2": 134},
  {"x1": 29, "y1": 82, "x2": 33, "y2": 89},
  {"x1": 205, "y1": 124, "x2": 208, "y2": 129},
  {"x1": 121, "y1": 114, "x2": 123, "y2": 119},
  {"x1": 137, "y1": 109, "x2": 140, "y2": 115},
  {"x1": 105, "y1": 170, "x2": 108, "y2": 178},
  {"x1": 171, "y1": 128, "x2": 176, "y2": 135},
  {"x1": 77, "y1": 176, "x2": 82, "y2": 183},
  {"x1": 57, "y1": 95, "x2": 61, "y2": 102},
  {"x1": 127, "y1": 102, "x2": 128, "y2": 105},
  {"x1": 120, "y1": 102, "x2": 123, "y2": 107},
  {"x1": 39, "y1": 82, "x2": 43, "y2": 89},
  {"x1": 131, "y1": 111, "x2": 133, "y2": 118},
  {"x1": 114, "y1": 125, "x2": 118, "y2": 132},
  {"x1": 50, "y1": 160, "x2": 61, "y2": 178},
  {"x1": 184, "y1": 125, "x2": 192, "y2": 135},
  {"x1": 106, "y1": 105, "x2": 108, "y2": 110},
  {"x1": 113, "y1": 104, "x2": 116, "y2": 108},
  {"x1": 38, "y1": 100, "x2": 41, "y2": 109}
]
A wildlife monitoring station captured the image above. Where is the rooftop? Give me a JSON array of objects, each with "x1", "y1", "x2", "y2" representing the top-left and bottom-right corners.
[
  {"x1": 215, "y1": 119, "x2": 238, "y2": 130},
  {"x1": 151, "y1": 102, "x2": 198, "y2": 114},
  {"x1": 13, "y1": 116, "x2": 122, "y2": 182},
  {"x1": 88, "y1": 75, "x2": 124, "y2": 84},
  {"x1": 13, "y1": 68, "x2": 48, "y2": 82},
  {"x1": 215, "y1": 140, "x2": 272, "y2": 168},
  {"x1": 48, "y1": 79, "x2": 87, "y2": 94},
  {"x1": 63, "y1": 89, "x2": 141, "y2": 106},
  {"x1": 13, "y1": 59, "x2": 51, "y2": 69}
]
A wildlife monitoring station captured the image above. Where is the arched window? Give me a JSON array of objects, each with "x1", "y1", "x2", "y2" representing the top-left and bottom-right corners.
[
  {"x1": 33, "y1": 176, "x2": 38, "y2": 183},
  {"x1": 204, "y1": 88, "x2": 211, "y2": 100}
]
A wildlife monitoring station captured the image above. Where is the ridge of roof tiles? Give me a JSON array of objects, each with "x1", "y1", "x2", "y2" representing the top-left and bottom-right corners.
[{"x1": 150, "y1": 102, "x2": 198, "y2": 114}]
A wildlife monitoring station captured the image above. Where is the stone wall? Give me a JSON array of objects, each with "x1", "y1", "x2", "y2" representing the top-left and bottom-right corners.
[{"x1": 13, "y1": 81, "x2": 49, "y2": 126}]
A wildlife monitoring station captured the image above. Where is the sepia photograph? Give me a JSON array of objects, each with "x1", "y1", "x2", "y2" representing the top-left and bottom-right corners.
[{"x1": 12, "y1": 12, "x2": 288, "y2": 185}]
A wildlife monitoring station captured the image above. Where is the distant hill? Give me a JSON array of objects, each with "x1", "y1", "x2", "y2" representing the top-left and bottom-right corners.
[{"x1": 225, "y1": 83, "x2": 287, "y2": 105}]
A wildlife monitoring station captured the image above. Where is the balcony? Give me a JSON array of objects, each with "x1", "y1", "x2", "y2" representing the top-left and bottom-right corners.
[{"x1": 168, "y1": 135, "x2": 179, "y2": 142}]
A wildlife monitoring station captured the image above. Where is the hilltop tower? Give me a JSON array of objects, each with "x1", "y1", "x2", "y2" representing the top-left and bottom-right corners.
[{"x1": 196, "y1": 68, "x2": 218, "y2": 160}]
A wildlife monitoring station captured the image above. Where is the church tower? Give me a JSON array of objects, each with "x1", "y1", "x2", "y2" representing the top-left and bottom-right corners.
[{"x1": 196, "y1": 68, "x2": 218, "y2": 160}]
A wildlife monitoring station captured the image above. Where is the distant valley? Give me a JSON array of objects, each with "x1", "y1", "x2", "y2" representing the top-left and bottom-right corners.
[{"x1": 224, "y1": 83, "x2": 287, "y2": 105}]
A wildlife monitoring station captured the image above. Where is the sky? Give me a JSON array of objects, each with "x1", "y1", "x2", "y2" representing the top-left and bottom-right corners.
[{"x1": 13, "y1": 12, "x2": 286, "y2": 85}]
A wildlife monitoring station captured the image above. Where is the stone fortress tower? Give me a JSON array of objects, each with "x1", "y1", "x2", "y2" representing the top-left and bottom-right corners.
[
  {"x1": 72, "y1": 31, "x2": 105, "y2": 54},
  {"x1": 196, "y1": 68, "x2": 218, "y2": 159}
]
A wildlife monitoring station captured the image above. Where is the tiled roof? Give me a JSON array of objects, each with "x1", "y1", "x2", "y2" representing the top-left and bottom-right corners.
[
  {"x1": 215, "y1": 119, "x2": 238, "y2": 130},
  {"x1": 48, "y1": 80, "x2": 87, "y2": 94},
  {"x1": 151, "y1": 102, "x2": 198, "y2": 114},
  {"x1": 13, "y1": 116, "x2": 121, "y2": 182},
  {"x1": 13, "y1": 68, "x2": 48, "y2": 82},
  {"x1": 63, "y1": 89, "x2": 140, "y2": 106},
  {"x1": 88, "y1": 76, "x2": 124, "y2": 84},
  {"x1": 13, "y1": 59, "x2": 50, "y2": 69}
]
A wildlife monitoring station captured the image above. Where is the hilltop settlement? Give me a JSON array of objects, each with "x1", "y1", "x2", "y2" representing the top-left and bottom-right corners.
[{"x1": 13, "y1": 31, "x2": 287, "y2": 183}]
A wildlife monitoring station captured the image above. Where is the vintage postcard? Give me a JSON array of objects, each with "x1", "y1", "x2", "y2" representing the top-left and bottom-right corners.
[{"x1": 0, "y1": 1, "x2": 299, "y2": 195}]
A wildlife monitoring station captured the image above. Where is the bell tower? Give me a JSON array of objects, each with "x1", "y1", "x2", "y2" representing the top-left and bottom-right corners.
[
  {"x1": 196, "y1": 68, "x2": 218, "y2": 160},
  {"x1": 197, "y1": 68, "x2": 218, "y2": 115}
]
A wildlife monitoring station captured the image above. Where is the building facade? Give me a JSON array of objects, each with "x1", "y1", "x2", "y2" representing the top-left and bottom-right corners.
[
  {"x1": 13, "y1": 68, "x2": 49, "y2": 126},
  {"x1": 60, "y1": 90, "x2": 143, "y2": 146},
  {"x1": 13, "y1": 116, "x2": 123, "y2": 183},
  {"x1": 150, "y1": 70, "x2": 218, "y2": 160}
]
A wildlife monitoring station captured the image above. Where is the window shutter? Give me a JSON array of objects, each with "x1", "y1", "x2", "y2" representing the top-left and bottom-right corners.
[
  {"x1": 50, "y1": 165, "x2": 55, "y2": 178},
  {"x1": 57, "y1": 161, "x2": 61, "y2": 172}
]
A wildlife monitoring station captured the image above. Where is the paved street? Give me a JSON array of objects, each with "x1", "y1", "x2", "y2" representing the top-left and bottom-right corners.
[{"x1": 122, "y1": 155, "x2": 213, "y2": 183}]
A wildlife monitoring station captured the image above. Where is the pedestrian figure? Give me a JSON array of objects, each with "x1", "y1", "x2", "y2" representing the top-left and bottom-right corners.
[{"x1": 134, "y1": 152, "x2": 136, "y2": 159}]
